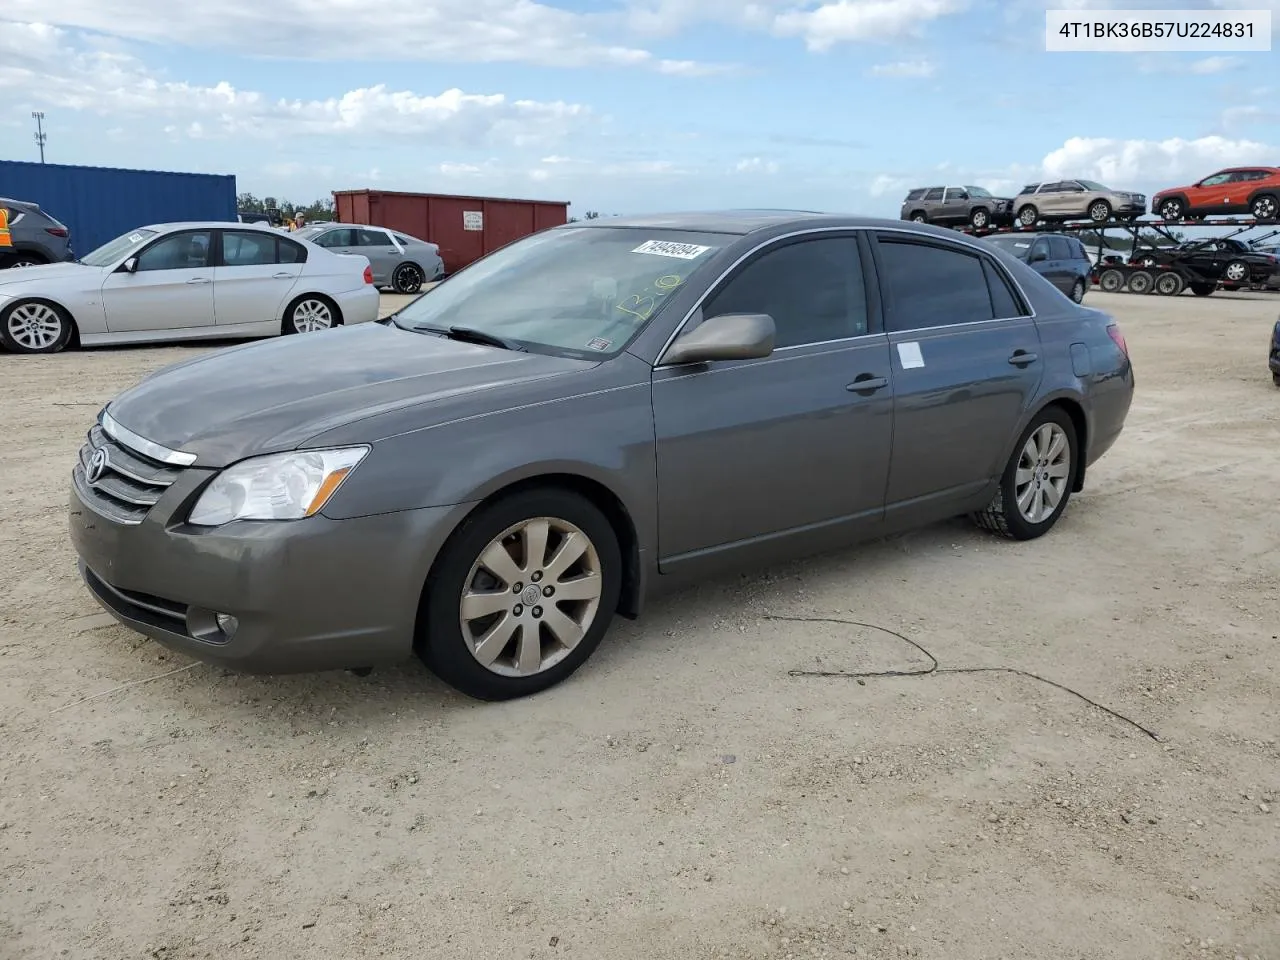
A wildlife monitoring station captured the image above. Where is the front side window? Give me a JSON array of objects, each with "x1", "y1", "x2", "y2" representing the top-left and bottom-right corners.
[
  {"x1": 1048, "y1": 236, "x2": 1073, "y2": 260},
  {"x1": 701, "y1": 236, "x2": 867, "y2": 349},
  {"x1": 965, "y1": 186, "x2": 993, "y2": 198},
  {"x1": 312, "y1": 228, "x2": 355, "y2": 248},
  {"x1": 135, "y1": 231, "x2": 212, "y2": 272},
  {"x1": 391, "y1": 227, "x2": 725, "y2": 358},
  {"x1": 1200, "y1": 172, "x2": 1232, "y2": 187},
  {"x1": 875, "y1": 238, "x2": 1001, "y2": 331}
]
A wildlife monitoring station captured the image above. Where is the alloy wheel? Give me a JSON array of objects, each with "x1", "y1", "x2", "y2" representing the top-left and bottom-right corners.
[
  {"x1": 5, "y1": 302, "x2": 64, "y2": 351},
  {"x1": 971, "y1": 209, "x2": 989, "y2": 229},
  {"x1": 1160, "y1": 199, "x2": 1183, "y2": 220},
  {"x1": 1253, "y1": 195, "x2": 1278, "y2": 220},
  {"x1": 1089, "y1": 201, "x2": 1110, "y2": 222},
  {"x1": 292, "y1": 298, "x2": 333, "y2": 333},
  {"x1": 393, "y1": 263, "x2": 424, "y2": 294},
  {"x1": 1070, "y1": 280, "x2": 1085, "y2": 303},
  {"x1": 1015, "y1": 423, "x2": 1070, "y2": 524},
  {"x1": 459, "y1": 517, "x2": 603, "y2": 678}
]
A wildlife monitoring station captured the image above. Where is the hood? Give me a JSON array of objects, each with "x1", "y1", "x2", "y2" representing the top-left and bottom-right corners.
[
  {"x1": 0, "y1": 261, "x2": 100, "y2": 288},
  {"x1": 105, "y1": 322, "x2": 598, "y2": 467}
]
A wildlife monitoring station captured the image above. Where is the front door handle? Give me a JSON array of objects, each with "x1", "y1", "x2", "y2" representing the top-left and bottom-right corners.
[
  {"x1": 846, "y1": 375, "x2": 888, "y2": 394},
  {"x1": 1009, "y1": 350, "x2": 1038, "y2": 366},
  {"x1": 186, "y1": 277, "x2": 211, "y2": 284}
]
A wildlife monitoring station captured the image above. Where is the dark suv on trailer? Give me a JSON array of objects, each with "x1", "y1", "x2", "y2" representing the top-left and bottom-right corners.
[
  {"x1": 900, "y1": 186, "x2": 1015, "y2": 230},
  {"x1": 0, "y1": 198, "x2": 73, "y2": 268}
]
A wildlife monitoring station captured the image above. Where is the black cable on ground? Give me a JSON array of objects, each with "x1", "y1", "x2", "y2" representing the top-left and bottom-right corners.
[{"x1": 764, "y1": 614, "x2": 1161, "y2": 743}]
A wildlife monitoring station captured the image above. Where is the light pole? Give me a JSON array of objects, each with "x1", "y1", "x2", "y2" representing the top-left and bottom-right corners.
[{"x1": 32, "y1": 112, "x2": 47, "y2": 164}]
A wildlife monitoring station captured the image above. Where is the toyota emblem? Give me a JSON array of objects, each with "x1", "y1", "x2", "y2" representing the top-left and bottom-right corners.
[{"x1": 86, "y1": 447, "x2": 109, "y2": 484}]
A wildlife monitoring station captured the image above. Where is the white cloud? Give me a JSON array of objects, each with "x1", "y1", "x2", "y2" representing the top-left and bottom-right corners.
[
  {"x1": 868, "y1": 174, "x2": 914, "y2": 197},
  {"x1": 867, "y1": 58, "x2": 936, "y2": 77},
  {"x1": 1040, "y1": 135, "x2": 1276, "y2": 185},
  {"x1": 773, "y1": 0, "x2": 969, "y2": 51},
  {"x1": 1189, "y1": 55, "x2": 1241, "y2": 74},
  {"x1": 0, "y1": 22, "x2": 590, "y2": 146},
  {"x1": 735, "y1": 157, "x2": 781, "y2": 173},
  {"x1": 1, "y1": 0, "x2": 733, "y2": 73}
]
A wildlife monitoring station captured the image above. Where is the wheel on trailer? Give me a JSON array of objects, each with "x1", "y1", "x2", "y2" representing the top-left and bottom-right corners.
[
  {"x1": 1251, "y1": 193, "x2": 1278, "y2": 223},
  {"x1": 1016, "y1": 204, "x2": 1039, "y2": 228},
  {"x1": 969, "y1": 208, "x2": 990, "y2": 230},
  {"x1": 1159, "y1": 197, "x2": 1186, "y2": 220},
  {"x1": 910, "y1": 212, "x2": 927, "y2": 223},
  {"x1": 1088, "y1": 199, "x2": 1112, "y2": 223},
  {"x1": 1223, "y1": 260, "x2": 1250, "y2": 284},
  {"x1": 1154, "y1": 272, "x2": 1184, "y2": 296},
  {"x1": 1126, "y1": 270, "x2": 1154, "y2": 295},
  {"x1": 1098, "y1": 269, "x2": 1124, "y2": 293},
  {"x1": 1190, "y1": 283, "x2": 1215, "y2": 297}
]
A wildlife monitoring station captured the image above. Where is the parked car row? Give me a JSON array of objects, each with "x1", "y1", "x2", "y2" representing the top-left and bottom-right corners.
[{"x1": 902, "y1": 166, "x2": 1280, "y2": 229}]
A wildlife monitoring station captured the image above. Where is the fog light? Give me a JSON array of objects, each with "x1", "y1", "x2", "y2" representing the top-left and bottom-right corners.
[{"x1": 215, "y1": 613, "x2": 239, "y2": 638}]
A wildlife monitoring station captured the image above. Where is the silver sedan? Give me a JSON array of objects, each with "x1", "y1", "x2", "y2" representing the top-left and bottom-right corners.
[{"x1": 294, "y1": 222, "x2": 444, "y2": 294}]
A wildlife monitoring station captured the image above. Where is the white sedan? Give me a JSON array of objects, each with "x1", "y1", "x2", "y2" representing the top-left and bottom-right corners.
[{"x1": 0, "y1": 221, "x2": 382, "y2": 355}]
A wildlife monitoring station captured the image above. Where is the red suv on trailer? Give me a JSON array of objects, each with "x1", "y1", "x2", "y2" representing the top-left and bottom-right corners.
[{"x1": 1150, "y1": 167, "x2": 1280, "y2": 222}]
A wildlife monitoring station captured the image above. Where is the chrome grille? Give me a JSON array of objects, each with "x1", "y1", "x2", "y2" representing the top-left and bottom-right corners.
[{"x1": 73, "y1": 423, "x2": 185, "y2": 524}]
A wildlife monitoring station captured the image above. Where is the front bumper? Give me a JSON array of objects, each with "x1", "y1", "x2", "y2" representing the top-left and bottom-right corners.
[{"x1": 69, "y1": 463, "x2": 466, "y2": 674}]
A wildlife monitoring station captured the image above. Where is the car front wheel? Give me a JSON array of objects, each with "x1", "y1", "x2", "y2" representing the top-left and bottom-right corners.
[
  {"x1": 972, "y1": 408, "x2": 1078, "y2": 541},
  {"x1": 419, "y1": 488, "x2": 622, "y2": 700},
  {"x1": 0, "y1": 299, "x2": 74, "y2": 354}
]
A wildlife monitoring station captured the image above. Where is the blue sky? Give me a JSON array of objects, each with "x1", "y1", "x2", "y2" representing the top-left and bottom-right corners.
[{"x1": 1, "y1": 0, "x2": 1277, "y2": 218}]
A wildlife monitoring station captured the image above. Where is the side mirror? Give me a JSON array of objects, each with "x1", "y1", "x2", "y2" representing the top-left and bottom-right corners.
[
  {"x1": 662, "y1": 312, "x2": 775, "y2": 366},
  {"x1": 121, "y1": 257, "x2": 138, "y2": 273}
]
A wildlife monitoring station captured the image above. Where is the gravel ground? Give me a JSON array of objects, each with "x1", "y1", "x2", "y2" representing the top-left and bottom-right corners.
[{"x1": 1, "y1": 291, "x2": 1277, "y2": 960}]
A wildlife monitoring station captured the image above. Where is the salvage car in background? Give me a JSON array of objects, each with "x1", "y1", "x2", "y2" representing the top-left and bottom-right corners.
[
  {"x1": 899, "y1": 186, "x2": 1015, "y2": 230},
  {"x1": 1013, "y1": 180, "x2": 1146, "y2": 227},
  {"x1": 0, "y1": 222, "x2": 379, "y2": 354},
  {"x1": 1128, "y1": 237, "x2": 1279, "y2": 293},
  {"x1": 0, "y1": 197, "x2": 73, "y2": 268},
  {"x1": 979, "y1": 232, "x2": 1093, "y2": 302},
  {"x1": 69, "y1": 211, "x2": 1134, "y2": 702},
  {"x1": 1151, "y1": 167, "x2": 1280, "y2": 222},
  {"x1": 294, "y1": 222, "x2": 444, "y2": 294}
]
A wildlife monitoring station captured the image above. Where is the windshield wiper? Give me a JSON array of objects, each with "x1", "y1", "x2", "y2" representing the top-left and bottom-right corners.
[{"x1": 399, "y1": 321, "x2": 524, "y2": 351}]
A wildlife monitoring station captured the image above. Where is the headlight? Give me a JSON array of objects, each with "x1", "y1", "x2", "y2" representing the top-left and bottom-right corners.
[{"x1": 188, "y1": 446, "x2": 369, "y2": 526}]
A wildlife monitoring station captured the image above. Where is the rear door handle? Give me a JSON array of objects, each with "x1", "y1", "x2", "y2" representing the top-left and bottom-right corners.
[
  {"x1": 272, "y1": 272, "x2": 293, "y2": 279},
  {"x1": 846, "y1": 375, "x2": 888, "y2": 393},
  {"x1": 186, "y1": 277, "x2": 211, "y2": 284},
  {"x1": 1008, "y1": 350, "x2": 1038, "y2": 366}
]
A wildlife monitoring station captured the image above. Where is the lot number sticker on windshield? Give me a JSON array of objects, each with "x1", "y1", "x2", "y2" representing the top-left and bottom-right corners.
[
  {"x1": 632, "y1": 240, "x2": 711, "y2": 260},
  {"x1": 128, "y1": 233, "x2": 144, "y2": 243}
]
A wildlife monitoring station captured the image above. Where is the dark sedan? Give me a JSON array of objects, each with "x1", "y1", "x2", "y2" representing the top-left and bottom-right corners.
[
  {"x1": 69, "y1": 211, "x2": 1135, "y2": 701},
  {"x1": 1130, "y1": 238, "x2": 1280, "y2": 288}
]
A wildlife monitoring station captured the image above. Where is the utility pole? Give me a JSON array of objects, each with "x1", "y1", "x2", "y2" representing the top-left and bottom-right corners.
[{"x1": 32, "y1": 112, "x2": 47, "y2": 164}]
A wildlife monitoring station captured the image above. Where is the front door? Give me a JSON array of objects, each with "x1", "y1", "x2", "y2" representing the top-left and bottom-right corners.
[
  {"x1": 212, "y1": 230, "x2": 303, "y2": 326},
  {"x1": 869, "y1": 232, "x2": 1045, "y2": 520},
  {"x1": 652, "y1": 233, "x2": 893, "y2": 575},
  {"x1": 100, "y1": 229, "x2": 215, "y2": 333}
]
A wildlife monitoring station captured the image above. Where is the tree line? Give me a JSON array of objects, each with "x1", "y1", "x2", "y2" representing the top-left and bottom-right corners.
[{"x1": 237, "y1": 193, "x2": 335, "y2": 222}]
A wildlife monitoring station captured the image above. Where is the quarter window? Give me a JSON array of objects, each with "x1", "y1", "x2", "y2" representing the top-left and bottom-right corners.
[
  {"x1": 702, "y1": 236, "x2": 868, "y2": 349},
  {"x1": 982, "y1": 260, "x2": 1025, "y2": 319},
  {"x1": 135, "y1": 231, "x2": 212, "y2": 271},
  {"x1": 876, "y1": 238, "x2": 1006, "y2": 330}
]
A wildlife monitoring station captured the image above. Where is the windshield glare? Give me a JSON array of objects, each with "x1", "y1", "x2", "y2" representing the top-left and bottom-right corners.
[
  {"x1": 80, "y1": 228, "x2": 159, "y2": 267},
  {"x1": 965, "y1": 186, "x2": 993, "y2": 198},
  {"x1": 392, "y1": 227, "x2": 725, "y2": 358}
]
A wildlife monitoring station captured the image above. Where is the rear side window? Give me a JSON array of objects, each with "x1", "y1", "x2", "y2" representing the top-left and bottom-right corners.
[
  {"x1": 357, "y1": 229, "x2": 394, "y2": 246},
  {"x1": 923, "y1": 188, "x2": 944, "y2": 201},
  {"x1": 279, "y1": 238, "x2": 307, "y2": 264},
  {"x1": 876, "y1": 238, "x2": 998, "y2": 330},
  {"x1": 905, "y1": 189, "x2": 926, "y2": 201}
]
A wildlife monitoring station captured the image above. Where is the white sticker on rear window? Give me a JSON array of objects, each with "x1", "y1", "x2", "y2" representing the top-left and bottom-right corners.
[{"x1": 632, "y1": 240, "x2": 711, "y2": 260}]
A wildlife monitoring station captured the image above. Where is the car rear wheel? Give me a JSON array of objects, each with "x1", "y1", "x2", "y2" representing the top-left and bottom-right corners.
[
  {"x1": 0, "y1": 299, "x2": 73, "y2": 354},
  {"x1": 1098, "y1": 269, "x2": 1124, "y2": 293},
  {"x1": 1088, "y1": 199, "x2": 1111, "y2": 223},
  {"x1": 1, "y1": 253, "x2": 47, "y2": 269},
  {"x1": 392, "y1": 262, "x2": 425, "y2": 294},
  {"x1": 418, "y1": 488, "x2": 622, "y2": 701},
  {"x1": 969, "y1": 208, "x2": 990, "y2": 230},
  {"x1": 1273, "y1": 372, "x2": 1280, "y2": 387},
  {"x1": 284, "y1": 295, "x2": 340, "y2": 334},
  {"x1": 972, "y1": 408, "x2": 1078, "y2": 541},
  {"x1": 1251, "y1": 194, "x2": 1278, "y2": 222},
  {"x1": 1126, "y1": 270, "x2": 1154, "y2": 295},
  {"x1": 1223, "y1": 260, "x2": 1250, "y2": 283},
  {"x1": 910, "y1": 212, "x2": 927, "y2": 223},
  {"x1": 1016, "y1": 204, "x2": 1038, "y2": 228},
  {"x1": 1154, "y1": 272, "x2": 1185, "y2": 296},
  {"x1": 1069, "y1": 279, "x2": 1085, "y2": 303},
  {"x1": 1159, "y1": 198, "x2": 1185, "y2": 220}
]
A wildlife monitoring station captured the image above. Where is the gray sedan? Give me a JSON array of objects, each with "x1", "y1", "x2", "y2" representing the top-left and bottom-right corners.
[
  {"x1": 69, "y1": 211, "x2": 1135, "y2": 701},
  {"x1": 294, "y1": 222, "x2": 443, "y2": 293}
]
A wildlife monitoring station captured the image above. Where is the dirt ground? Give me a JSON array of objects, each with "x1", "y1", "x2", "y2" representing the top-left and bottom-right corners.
[{"x1": 1, "y1": 290, "x2": 1277, "y2": 960}]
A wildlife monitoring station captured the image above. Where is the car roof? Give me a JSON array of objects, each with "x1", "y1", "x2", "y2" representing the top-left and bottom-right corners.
[
  {"x1": 563, "y1": 209, "x2": 906, "y2": 236},
  {"x1": 137, "y1": 221, "x2": 288, "y2": 233}
]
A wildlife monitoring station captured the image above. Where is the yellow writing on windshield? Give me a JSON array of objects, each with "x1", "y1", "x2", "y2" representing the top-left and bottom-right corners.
[{"x1": 615, "y1": 274, "x2": 684, "y2": 322}]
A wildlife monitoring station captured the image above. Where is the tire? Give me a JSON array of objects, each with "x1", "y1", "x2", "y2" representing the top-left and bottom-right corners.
[
  {"x1": 1069, "y1": 279, "x2": 1086, "y2": 303},
  {"x1": 909, "y1": 212, "x2": 927, "y2": 223},
  {"x1": 1098, "y1": 269, "x2": 1124, "y2": 293},
  {"x1": 1017, "y1": 204, "x2": 1039, "y2": 228},
  {"x1": 1159, "y1": 197, "x2": 1185, "y2": 221},
  {"x1": 418, "y1": 487, "x2": 623, "y2": 701},
  {"x1": 1126, "y1": 270, "x2": 1154, "y2": 295},
  {"x1": 973, "y1": 407, "x2": 1078, "y2": 541},
  {"x1": 1, "y1": 252, "x2": 47, "y2": 269},
  {"x1": 283, "y1": 294, "x2": 340, "y2": 335},
  {"x1": 969, "y1": 208, "x2": 990, "y2": 230},
  {"x1": 1154, "y1": 272, "x2": 1184, "y2": 296},
  {"x1": 391, "y1": 262, "x2": 425, "y2": 294},
  {"x1": 1088, "y1": 199, "x2": 1112, "y2": 223},
  {"x1": 0, "y1": 298, "x2": 74, "y2": 354},
  {"x1": 1273, "y1": 372, "x2": 1280, "y2": 387},
  {"x1": 1190, "y1": 283, "x2": 1215, "y2": 297},
  {"x1": 1223, "y1": 260, "x2": 1250, "y2": 284},
  {"x1": 1251, "y1": 194, "x2": 1278, "y2": 222}
]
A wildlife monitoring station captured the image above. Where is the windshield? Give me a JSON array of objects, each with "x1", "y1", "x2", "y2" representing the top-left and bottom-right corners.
[
  {"x1": 964, "y1": 186, "x2": 993, "y2": 198},
  {"x1": 80, "y1": 228, "x2": 159, "y2": 267},
  {"x1": 391, "y1": 227, "x2": 725, "y2": 358},
  {"x1": 1077, "y1": 180, "x2": 1109, "y2": 191},
  {"x1": 982, "y1": 235, "x2": 1034, "y2": 259}
]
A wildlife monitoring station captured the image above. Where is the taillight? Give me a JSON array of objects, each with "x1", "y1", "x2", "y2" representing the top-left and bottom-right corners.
[
  {"x1": 1107, "y1": 323, "x2": 1128, "y2": 357},
  {"x1": 45, "y1": 226, "x2": 68, "y2": 237},
  {"x1": 363, "y1": 265, "x2": 373, "y2": 284}
]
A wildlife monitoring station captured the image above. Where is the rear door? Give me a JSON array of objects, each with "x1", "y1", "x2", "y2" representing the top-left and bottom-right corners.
[
  {"x1": 939, "y1": 187, "x2": 969, "y2": 223},
  {"x1": 212, "y1": 230, "x2": 306, "y2": 326},
  {"x1": 869, "y1": 232, "x2": 1044, "y2": 522}
]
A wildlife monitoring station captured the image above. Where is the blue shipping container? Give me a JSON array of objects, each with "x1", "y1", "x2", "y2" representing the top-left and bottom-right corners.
[{"x1": 0, "y1": 160, "x2": 236, "y2": 258}]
